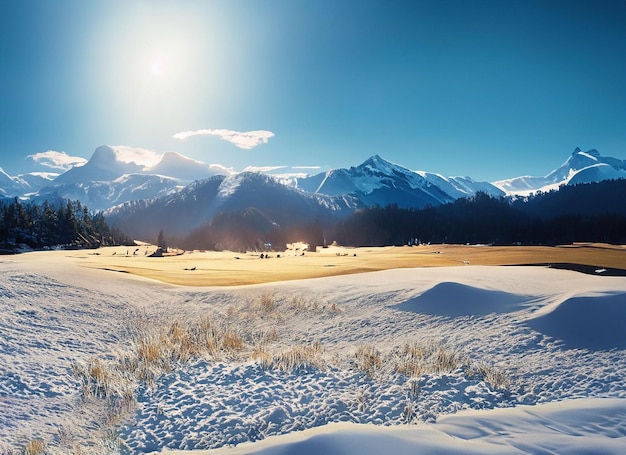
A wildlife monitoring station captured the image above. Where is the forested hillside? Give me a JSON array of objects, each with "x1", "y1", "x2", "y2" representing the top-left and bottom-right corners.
[
  {"x1": 163, "y1": 180, "x2": 626, "y2": 251},
  {"x1": 333, "y1": 180, "x2": 626, "y2": 247},
  {"x1": 0, "y1": 198, "x2": 131, "y2": 252}
]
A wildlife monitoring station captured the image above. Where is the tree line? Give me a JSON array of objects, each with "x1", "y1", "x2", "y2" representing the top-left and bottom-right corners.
[
  {"x1": 0, "y1": 197, "x2": 132, "y2": 252},
  {"x1": 173, "y1": 179, "x2": 626, "y2": 251},
  {"x1": 332, "y1": 180, "x2": 626, "y2": 247}
]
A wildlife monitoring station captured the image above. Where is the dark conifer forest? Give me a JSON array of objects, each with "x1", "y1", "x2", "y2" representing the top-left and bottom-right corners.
[
  {"x1": 0, "y1": 198, "x2": 131, "y2": 252},
  {"x1": 332, "y1": 180, "x2": 626, "y2": 247},
  {"x1": 175, "y1": 179, "x2": 626, "y2": 251}
]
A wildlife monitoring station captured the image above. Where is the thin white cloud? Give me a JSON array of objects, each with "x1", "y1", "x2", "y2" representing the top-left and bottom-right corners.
[
  {"x1": 242, "y1": 165, "x2": 287, "y2": 173},
  {"x1": 207, "y1": 164, "x2": 236, "y2": 175},
  {"x1": 27, "y1": 150, "x2": 87, "y2": 171},
  {"x1": 111, "y1": 145, "x2": 161, "y2": 167},
  {"x1": 172, "y1": 129, "x2": 275, "y2": 149},
  {"x1": 292, "y1": 165, "x2": 322, "y2": 170}
]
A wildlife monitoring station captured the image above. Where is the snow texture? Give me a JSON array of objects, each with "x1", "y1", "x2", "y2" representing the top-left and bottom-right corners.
[{"x1": 1, "y1": 258, "x2": 626, "y2": 453}]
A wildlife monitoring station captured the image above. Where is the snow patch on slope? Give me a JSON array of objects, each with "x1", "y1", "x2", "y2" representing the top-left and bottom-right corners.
[{"x1": 217, "y1": 174, "x2": 244, "y2": 198}]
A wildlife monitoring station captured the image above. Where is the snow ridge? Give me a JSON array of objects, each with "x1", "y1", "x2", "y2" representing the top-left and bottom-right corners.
[{"x1": 494, "y1": 147, "x2": 626, "y2": 195}]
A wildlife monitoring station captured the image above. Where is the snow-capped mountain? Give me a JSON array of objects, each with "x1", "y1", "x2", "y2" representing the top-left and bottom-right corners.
[
  {"x1": 4, "y1": 148, "x2": 505, "y2": 212},
  {"x1": 104, "y1": 156, "x2": 505, "y2": 243},
  {"x1": 494, "y1": 148, "x2": 626, "y2": 195},
  {"x1": 105, "y1": 172, "x2": 361, "y2": 241},
  {"x1": 0, "y1": 168, "x2": 28, "y2": 197},
  {"x1": 0, "y1": 167, "x2": 55, "y2": 197},
  {"x1": 35, "y1": 173, "x2": 184, "y2": 210},
  {"x1": 51, "y1": 145, "x2": 145, "y2": 186},
  {"x1": 295, "y1": 155, "x2": 504, "y2": 208},
  {"x1": 16, "y1": 172, "x2": 58, "y2": 194},
  {"x1": 2, "y1": 145, "x2": 624, "y2": 221},
  {"x1": 31, "y1": 146, "x2": 228, "y2": 210}
]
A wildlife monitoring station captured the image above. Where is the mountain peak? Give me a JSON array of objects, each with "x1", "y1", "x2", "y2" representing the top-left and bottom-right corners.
[
  {"x1": 367, "y1": 154, "x2": 385, "y2": 162},
  {"x1": 91, "y1": 145, "x2": 117, "y2": 163},
  {"x1": 357, "y1": 155, "x2": 405, "y2": 175},
  {"x1": 48, "y1": 145, "x2": 144, "y2": 186},
  {"x1": 88, "y1": 145, "x2": 144, "y2": 173},
  {"x1": 362, "y1": 154, "x2": 392, "y2": 167}
]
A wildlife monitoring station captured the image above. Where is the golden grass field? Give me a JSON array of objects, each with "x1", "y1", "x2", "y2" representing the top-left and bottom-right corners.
[{"x1": 16, "y1": 243, "x2": 626, "y2": 286}]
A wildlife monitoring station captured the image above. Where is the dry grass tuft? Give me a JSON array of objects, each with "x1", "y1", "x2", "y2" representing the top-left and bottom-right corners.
[
  {"x1": 73, "y1": 314, "x2": 254, "y2": 402},
  {"x1": 328, "y1": 302, "x2": 342, "y2": 313},
  {"x1": 288, "y1": 295, "x2": 320, "y2": 312},
  {"x1": 354, "y1": 345, "x2": 384, "y2": 377},
  {"x1": 121, "y1": 317, "x2": 250, "y2": 383},
  {"x1": 136, "y1": 334, "x2": 165, "y2": 364},
  {"x1": 258, "y1": 292, "x2": 277, "y2": 313},
  {"x1": 71, "y1": 357, "x2": 134, "y2": 404},
  {"x1": 392, "y1": 341, "x2": 465, "y2": 378},
  {"x1": 251, "y1": 344, "x2": 272, "y2": 367},
  {"x1": 264, "y1": 342, "x2": 325, "y2": 371},
  {"x1": 287, "y1": 294, "x2": 343, "y2": 314},
  {"x1": 466, "y1": 362, "x2": 511, "y2": 390},
  {"x1": 23, "y1": 439, "x2": 46, "y2": 455},
  {"x1": 262, "y1": 328, "x2": 279, "y2": 343},
  {"x1": 249, "y1": 292, "x2": 343, "y2": 317},
  {"x1": 351, "y1": 340, "x2": 509, "y2": 395},
  {"x1": 433, "y1": 348, "x2": 464, "y2": 373},
  {"x1": 222, "y1": 328, "x2": 246, "y2": 354}
]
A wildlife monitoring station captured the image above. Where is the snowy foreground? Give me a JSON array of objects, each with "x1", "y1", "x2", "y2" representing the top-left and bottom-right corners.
[{"x1": 1, "y1": 254, "x2": 626, "y2": 453}]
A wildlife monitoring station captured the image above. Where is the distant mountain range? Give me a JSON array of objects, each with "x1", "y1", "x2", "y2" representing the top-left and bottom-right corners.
[
  {"x1": 0, "y1": 167, "x2": 52, "y2": 197},
  {"x1": 292, "y1": 154, "x2": 503, "y2": 207},
  {"x1": 494, "y1": 147, "x2": 626, "y2": 195},
  {"x1": 0, "y1": 145, "x2": 234, "y2": 207},
  {"x1": 0, "y1": 145, "x2": 624, "y2": 243}
]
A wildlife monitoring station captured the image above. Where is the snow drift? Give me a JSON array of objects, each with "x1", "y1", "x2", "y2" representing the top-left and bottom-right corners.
[{"x1": 526, "y1": 292, "x2": 626, "y2": 350}]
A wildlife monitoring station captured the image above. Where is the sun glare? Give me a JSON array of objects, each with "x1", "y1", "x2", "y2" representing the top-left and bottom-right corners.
[{"x1": 149, "y1": 53, "x2": 167, "y2": 77}]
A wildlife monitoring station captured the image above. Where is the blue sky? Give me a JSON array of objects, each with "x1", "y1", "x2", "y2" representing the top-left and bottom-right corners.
[{"x1": 1, "y1": 0, "x2": 625, "y2": 181}]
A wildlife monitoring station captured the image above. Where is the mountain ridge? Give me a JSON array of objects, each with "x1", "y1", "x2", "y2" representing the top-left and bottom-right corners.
[
  {"x1": 294, "y1": 154, "x2": 504, "y2": 209},
  {"x1": 493, "y1": 147, "x2": 626, "y2": 195},
  {"x1": 1, "y1": 145, "x2": 624, "y2": 215}
]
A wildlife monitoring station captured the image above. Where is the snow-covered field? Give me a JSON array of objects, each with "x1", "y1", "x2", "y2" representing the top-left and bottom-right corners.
[{"x1": 1, "y1": 252, "x2": 626, "y2": 453}]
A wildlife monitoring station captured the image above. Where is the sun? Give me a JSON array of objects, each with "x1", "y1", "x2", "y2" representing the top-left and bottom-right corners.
[{"x1": 149, "y1": 53, "x2": 168, "y2": 77}]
